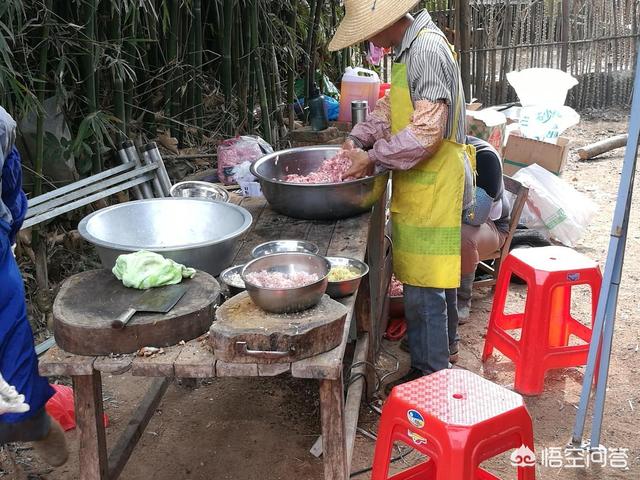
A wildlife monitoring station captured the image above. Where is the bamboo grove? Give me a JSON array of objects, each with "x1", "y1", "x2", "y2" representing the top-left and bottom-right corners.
[{"x1": 0, "y1": 0, "x2": 356, "y2": 189}]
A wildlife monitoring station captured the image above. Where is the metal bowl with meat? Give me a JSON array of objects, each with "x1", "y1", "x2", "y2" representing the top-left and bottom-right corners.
[
  {"x1": 241, "y1": 252, "x2": 330, "y2": 313},
  {"x1": 250, "y1": 146, "x2": 389, "y2": 220}
]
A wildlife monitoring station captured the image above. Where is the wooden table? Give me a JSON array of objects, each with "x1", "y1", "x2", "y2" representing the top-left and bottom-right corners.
[{"x1": 39, "y1": 194, "x2": 387, "y2": 480}]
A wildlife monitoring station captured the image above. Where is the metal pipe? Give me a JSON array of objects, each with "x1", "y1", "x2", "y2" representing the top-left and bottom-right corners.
[
  {"x1": 122, "y1": 140, "x2": 154, "y2": 198},
  {"x1": 116, "y1": 146, "x2": 144, "y2": 200},
  {"x1": 572, "y1": 47, "x2": 640, "y2": 448},
  {"x1": 140, "y1": 148, "x2": 166, "y2": 198},
  {"x1": 143, "y1": 142, "x2": 172, "y2": 196}
]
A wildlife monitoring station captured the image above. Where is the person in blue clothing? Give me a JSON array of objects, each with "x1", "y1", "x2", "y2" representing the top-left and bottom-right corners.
[{"x1": 0, "y1": 106, "x2": 68, "y2": 466}]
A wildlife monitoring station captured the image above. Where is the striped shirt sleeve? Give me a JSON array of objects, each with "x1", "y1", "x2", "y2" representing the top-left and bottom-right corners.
[{"x1": 406, "y1": 35, "x2": 455, "y2": 104}]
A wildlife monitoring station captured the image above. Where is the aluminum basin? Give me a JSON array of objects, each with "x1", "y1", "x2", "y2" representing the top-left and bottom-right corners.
[
  {"x1": 78, "y1": 198, "x2": 253, "y2": 276},
  {"x1": 251, "y1": 146, "x2": 389, "y2": 220}
]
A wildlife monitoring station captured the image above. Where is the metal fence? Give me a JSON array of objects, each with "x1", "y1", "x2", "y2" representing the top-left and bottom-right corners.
[{"x1": 423, "y1": 0, "x2": 639, "y2": 109}]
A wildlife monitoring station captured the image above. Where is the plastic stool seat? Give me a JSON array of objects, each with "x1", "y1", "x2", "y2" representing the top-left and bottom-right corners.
[
  {"x1": 483, "y1": 246, "x2": 601, "y2": 395},
  {"x1": 371, "y1": 369, "x2": 535, "y2": 480},
  {"x1": 509, "y1": 246, "x2": 598, "y2": 272},
  {"x1": 393, "y1": 369, "x2": 524, "y2": 426}
]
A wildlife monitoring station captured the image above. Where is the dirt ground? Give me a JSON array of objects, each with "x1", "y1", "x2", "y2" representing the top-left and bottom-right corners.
[{"x1": 4, "y1": 110, "x2": 640, "y2": 479}]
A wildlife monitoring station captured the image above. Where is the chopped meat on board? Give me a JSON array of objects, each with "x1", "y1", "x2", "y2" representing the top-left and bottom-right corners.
[
  {"x1": 244, "y1": 270, "x2": 320, "y2": 289},
  {"x1": 284, "y1": 150, "x2": 354, "y2": 183}
]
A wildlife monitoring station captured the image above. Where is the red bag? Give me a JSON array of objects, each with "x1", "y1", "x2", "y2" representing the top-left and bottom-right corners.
[{"x1": 46, "y1": 384, "x2": 109, "y2": 431}]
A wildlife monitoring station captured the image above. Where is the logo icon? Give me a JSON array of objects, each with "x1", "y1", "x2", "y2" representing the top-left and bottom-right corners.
[
  {"x1": 568, "y1": 273, "x2": 581, "y2": 281},
  {"x1": 407, "y1": 409, "x2": 425, "y2": 428},
  {"x1": 510, "y1": 445, "x2": 537, "y2": 467},
  {"x1": 407, "y1": 430, "x2": 427, "y2": 446}
]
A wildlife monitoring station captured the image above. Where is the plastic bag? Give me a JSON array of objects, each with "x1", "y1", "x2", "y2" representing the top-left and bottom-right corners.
[
  {"x1": 295, "y1": 74, "x2": 340, "y2": 100},
  {"x1": 325, "y1": 96, "x2": 339, "y2": 121},
  {"x1": 512, "y1": 164, "x2": 597, "y2": 247},
  {"x1": 518, "y1": 106, "x2": 580, "y2": 143},
  {"x1": 507, "y1": 68, "x2": 578, "y2": 106},
  {"x1": 45, "y1": 384, "x2": 109, "y2": 431},
  {"x1": 217, "y1": 136, "x2": 272, "y2": 185}
]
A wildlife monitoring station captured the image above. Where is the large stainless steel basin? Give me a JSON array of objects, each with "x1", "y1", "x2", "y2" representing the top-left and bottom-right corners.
[
  {"x1": 78, "y1": 198, "x2": 253, "y2": 276},
  {"x1": 251, "y1": 146, "x2": 389, "y2": 220}
]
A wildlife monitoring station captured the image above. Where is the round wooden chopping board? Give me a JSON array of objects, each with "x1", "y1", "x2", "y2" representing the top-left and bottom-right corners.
[
  {"x1": 53, "y1": 269, "x2": 220, "y2": 355},
  {"x1": 210, "y1": 292, "x2": 347, "y2": 363}
]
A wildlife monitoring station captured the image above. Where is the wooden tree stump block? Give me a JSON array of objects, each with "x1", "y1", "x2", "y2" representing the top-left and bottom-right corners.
[
  {"x1": 53, "y1": 269, "x2": 219, "y2": 355},
  {"x1": 210, "y1": 292, "x2": 347, "y2": 364}
]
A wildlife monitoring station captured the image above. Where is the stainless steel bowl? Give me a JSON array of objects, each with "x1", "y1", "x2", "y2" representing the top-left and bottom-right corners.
[
  {"x1": 325, "y1": 256, "x2": 369, "y2": 299},
  {"x1": 169, "y1": 181, "x2": 230, "y2": 202},
  {"x1": 219, "y1": 264, "x2": 246, "y2": 297},
  {"x1": 78, "y1": 198, "x2": 252, "y2": 276},
  {"x1": 241, "y1": 252, "x2": 330, "y2": 313},
  {"x1": 251, "y1": 240, "x2": 319, "y2": 259},
  {"x1": 251, "y1": 146, "x2": 389, "y2": 220}
]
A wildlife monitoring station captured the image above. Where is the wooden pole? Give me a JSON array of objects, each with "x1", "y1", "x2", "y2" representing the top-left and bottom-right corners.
[
  {"x1": 499, "y1": 0, "x2": 513, "y2": 103},
  {"x1": 561, "y1": 0, "x2": 571, "y2": 71},
  {"x1": 457, "y1": 0, "x2": 472, "y2": 100}
]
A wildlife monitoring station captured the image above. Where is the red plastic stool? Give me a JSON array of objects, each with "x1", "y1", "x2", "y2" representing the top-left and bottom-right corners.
[
  {"x1": 372, "y1": 369, "x2": 535, "y2": 480},
  {"x1": 482, "y1": 246, "x2": 602, "y2": 395}
]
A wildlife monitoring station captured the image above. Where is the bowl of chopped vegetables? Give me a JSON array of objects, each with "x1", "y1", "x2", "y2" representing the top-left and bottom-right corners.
[
  {"x1": 241, "y1": 252, "x2": 331, "y2": 313},
  {"x1": 219, "y1": 264, "x2": 246, "y2": 297},
  {"x1": 325, "y1": 257, "x2": 369, "y2": 299}
]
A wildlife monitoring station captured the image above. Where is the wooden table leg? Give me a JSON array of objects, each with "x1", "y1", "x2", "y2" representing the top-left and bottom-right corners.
[
  {"x1": 73, "y1": 371, "x2": 108, "y2": 480},
  {"x1": 356, "y1": 274, "x2": 376, "y2": 399},
  {"x1": 319, "y1": 373, "x2": 348, "y2": 480},
  {"x1": 367, "y1": 195, "x2": 386, "y2": 352}
]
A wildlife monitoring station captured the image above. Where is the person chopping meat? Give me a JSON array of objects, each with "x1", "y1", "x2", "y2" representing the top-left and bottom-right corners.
[
  {"x1": 329, "y1": 1, "x2": 475, "y2": 381},
  {"x1": 0, "y1": 106, "x2": 68, "y2": 466}
]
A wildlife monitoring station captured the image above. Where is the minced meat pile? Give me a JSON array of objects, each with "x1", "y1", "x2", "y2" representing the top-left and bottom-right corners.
[
  {"x1": 284, "y1": 150, "x2": 354, "y2": 183},
  {"x1": 244, "y1": 270, "x2": 320, "y2": 289}
]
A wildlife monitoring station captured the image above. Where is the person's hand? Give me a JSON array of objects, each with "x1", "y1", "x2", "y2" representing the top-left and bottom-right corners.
[
  {"x1": 342, "y1": 138, "x2": 355, "y2": 151},
  {"x1": 344, "y1": 149, "x2": 373, "y2": 179},
  {"x1": 0, "y1": 373, "x2": 29, "y2": 414}
]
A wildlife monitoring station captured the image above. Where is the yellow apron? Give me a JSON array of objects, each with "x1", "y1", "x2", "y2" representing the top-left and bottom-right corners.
[{"x1": 390, "y1": 29, "x2": 475, "y2": 289}]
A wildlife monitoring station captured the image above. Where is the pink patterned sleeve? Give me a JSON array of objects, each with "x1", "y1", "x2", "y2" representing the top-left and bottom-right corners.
[
  {"x1": 348, "y1": 93, "x2": 392, "y2": 149},
  {"x1": 368, "y1": 100, "x2": 448, "y2": 171}
]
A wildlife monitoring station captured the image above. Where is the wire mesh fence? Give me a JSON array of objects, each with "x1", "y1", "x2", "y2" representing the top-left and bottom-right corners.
[{"x1": 425, "y1": 0, "x2": 639, "y2": 108}]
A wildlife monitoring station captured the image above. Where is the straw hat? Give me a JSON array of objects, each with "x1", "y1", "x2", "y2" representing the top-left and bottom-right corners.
[{"x1": 328, "y1": 0, "x2": 421, "y2": 52}]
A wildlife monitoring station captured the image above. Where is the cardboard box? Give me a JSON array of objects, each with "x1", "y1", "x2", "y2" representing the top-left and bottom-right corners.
[
  {"x1": 502, "y1": 133, "x2": 570, "y2": 176},
  {"x1": 466, "y1": 109, "x2": 507, "y2": 154}
]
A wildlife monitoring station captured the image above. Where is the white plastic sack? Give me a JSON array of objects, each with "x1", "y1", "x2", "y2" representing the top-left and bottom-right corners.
[
  {"x1": 519, "y1": 106, "x2": 580, "y2": 143},
  {"x1": 507, "y1": 68, "x2": 578, "y2": 106},
  {"x1": 512, "y1": 164, "x2": 597, "y2": 247}
]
